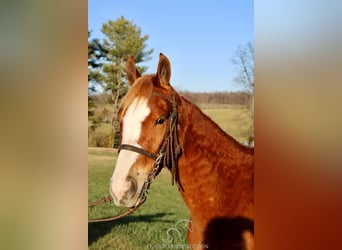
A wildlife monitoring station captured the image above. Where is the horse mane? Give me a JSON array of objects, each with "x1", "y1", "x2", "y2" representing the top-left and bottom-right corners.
[
  {"x1": 118, "y1": 75, "x2": 154, "y2": 121},
  {"x1": 179, "y1": 96, "x2": 254, "y2": 156}
]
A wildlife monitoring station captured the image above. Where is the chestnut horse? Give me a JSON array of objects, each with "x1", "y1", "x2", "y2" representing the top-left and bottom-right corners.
[{"x1": 110, "y1": 53, "x2": 254, "y2": 249}]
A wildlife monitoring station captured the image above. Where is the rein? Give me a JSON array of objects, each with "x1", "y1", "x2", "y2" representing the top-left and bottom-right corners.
[
  {"x1": 88, "y1": 91, "x2": 183, "y2": 223},
  {"x1": 88, "y1": 195, "x2": 146, "y2": 223}
]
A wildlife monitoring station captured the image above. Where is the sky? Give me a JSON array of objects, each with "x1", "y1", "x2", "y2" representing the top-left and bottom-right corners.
[{"x1": 88, "y1": 1, "x2": 253, "y2": 92}]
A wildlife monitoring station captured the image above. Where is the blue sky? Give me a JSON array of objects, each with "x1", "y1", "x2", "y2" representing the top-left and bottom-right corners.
[{"x1": 88, "y1": 1, "x2": 253, "y2": 92}]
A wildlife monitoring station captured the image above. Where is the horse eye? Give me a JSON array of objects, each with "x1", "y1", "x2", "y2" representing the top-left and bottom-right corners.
[{"x1": 155, "y1": 117, "x2": 165, "y2": 125}]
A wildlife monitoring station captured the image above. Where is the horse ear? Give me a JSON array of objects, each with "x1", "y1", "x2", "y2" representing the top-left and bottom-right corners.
[
  {"x1": 156, "y1": 53, "x2": 171, "y2": 89},
  {"x1": 126, "y1": 55, "x2": 141, "y2": 86}
]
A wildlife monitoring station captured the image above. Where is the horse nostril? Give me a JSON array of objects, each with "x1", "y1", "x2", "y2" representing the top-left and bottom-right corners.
[{"x1": 125, "y1": 176, "x2": 138, "y2": 199}]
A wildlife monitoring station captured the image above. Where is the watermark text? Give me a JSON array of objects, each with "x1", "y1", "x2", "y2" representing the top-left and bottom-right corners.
[{"x1": 146, "y1": 243, "x2": 208, "y2": 249}]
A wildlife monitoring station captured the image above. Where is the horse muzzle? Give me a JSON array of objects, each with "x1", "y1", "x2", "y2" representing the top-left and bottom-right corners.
[{"x1": 110, "y1": 176, "x2": 139, "y2": 207}]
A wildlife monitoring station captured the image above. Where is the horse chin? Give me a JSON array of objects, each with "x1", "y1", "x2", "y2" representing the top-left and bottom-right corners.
[
  {"x1": 111, "y1": 183, "x2": 144, "y2": 208},
  {"x1": 114, "y1": 197, "x2": 138, "y2": 208}
]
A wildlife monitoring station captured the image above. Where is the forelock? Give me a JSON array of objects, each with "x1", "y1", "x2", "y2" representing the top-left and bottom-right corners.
[{"x1": 119, "y1": 75, "x2": 154, "y2": 121}]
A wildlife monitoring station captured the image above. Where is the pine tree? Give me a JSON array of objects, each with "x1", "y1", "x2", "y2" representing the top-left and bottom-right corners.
[{"x1": 100, "y1": 17, "x2": 153, "y2": 147}]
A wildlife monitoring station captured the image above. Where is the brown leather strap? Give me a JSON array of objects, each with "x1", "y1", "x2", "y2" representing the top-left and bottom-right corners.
[
  {"x1": 88, "y1": 196, "x2": 146, "y2": 223},
  {"x1": 88, "y1": 195, "x2": 113, "y2": 207},
  {"x1": 118, "y1": 144, "x2": 158, "y2": 160}
]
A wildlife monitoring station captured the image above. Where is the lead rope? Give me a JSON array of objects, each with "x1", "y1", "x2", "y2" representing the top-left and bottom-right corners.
[
  {"x1": 88, "y1": 195, "x2": 113, "y2": 207},
  {"x1": 88, "y1": 197, "x2": 146, "y2": 223}
]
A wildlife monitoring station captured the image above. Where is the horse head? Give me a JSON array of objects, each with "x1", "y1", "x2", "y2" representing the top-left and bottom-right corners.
[{"x1": 110, "y1": 53, "x2": 178, "y2": 207}]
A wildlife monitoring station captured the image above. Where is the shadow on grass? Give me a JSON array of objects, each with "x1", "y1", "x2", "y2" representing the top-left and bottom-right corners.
[{"x1": 88, "y1": 212, "x2": 174, "y2": 246}]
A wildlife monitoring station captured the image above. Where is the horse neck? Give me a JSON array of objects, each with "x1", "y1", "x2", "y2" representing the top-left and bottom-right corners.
[
  {"x1": 177, "y1": 96, "x2": 253, "y2": 161},
  {"x1": 176, "y1": 95, "x2": 254, "y2": 194}
]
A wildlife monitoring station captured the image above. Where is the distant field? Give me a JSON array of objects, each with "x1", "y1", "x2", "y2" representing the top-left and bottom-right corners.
[{"x1": 201, "y1": 105, "x2": 252, "y2": 144}]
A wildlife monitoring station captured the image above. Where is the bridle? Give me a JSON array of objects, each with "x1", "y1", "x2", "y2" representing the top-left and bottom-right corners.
[
  {"x1": 119, "y1": 91, "x2": 183, "y2": 189},
  {"x1": 88, "y1": 91, "x2": 183, "y2": 223}
]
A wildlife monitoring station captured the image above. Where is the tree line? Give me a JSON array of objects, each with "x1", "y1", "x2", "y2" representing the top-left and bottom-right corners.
[
  {"x1": 89, "y1": 90, "x2": 251, "y2": 107},
  {"x1": 179, "y1": 90, "x2": 252, "y2": 106}
]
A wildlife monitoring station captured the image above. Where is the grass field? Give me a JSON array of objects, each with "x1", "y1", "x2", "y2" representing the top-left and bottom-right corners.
[{"x1": 88, "y1": 106, "x2": 253, "y2": 249}]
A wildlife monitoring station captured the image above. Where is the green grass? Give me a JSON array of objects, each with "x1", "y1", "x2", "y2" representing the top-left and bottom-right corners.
[{"x1": 88, "y1": 147, "x2": 190, "y2": 250}]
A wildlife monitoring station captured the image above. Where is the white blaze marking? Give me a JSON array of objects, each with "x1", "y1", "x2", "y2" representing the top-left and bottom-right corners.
[{"x1": 110, "y1": 97, "x2": 150, "y2": 202}]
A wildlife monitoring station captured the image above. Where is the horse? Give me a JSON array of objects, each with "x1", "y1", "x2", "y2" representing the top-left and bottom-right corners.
[{"x1": 110, "y1": 53, "x2": 254, "y2": 249}]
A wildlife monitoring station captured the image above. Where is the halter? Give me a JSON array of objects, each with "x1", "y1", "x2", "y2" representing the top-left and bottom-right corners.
[{"x1": 88, "y1": 91, "x2": 183, "y2": 223}]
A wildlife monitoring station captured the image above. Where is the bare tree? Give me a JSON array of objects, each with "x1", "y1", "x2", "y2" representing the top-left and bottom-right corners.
[
  {"x1": 232, "y1": 41, "x2": 254, "y2": 146},
  {"x1": 232, "y1": 41, "x2": 254, "y2": 93}
]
